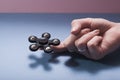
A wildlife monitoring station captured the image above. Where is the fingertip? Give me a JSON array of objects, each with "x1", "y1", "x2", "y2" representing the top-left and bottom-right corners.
[
  {"x1": 71, "y1": 27, "x2": 80, "y2": 35},
  {"x1": 71, "y1": 25, "x2": 81, "y2": 35},
  {"x1": 51, "y1": 42, "x2": 67, "y2": 53}
]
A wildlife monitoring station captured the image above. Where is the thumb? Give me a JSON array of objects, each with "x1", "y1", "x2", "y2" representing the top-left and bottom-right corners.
[{"x1": 71, "y1": 18, "x2": 93, "y2": 35}]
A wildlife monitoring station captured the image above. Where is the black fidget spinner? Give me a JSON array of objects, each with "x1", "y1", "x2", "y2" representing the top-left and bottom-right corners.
[{"x1": 28, "y1": 32, "x2": 60, "y2": 53}]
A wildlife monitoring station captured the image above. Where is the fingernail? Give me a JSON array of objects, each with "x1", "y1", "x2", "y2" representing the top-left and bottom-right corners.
[
  {"x1": 71, "y1": 26, "x2": 79, "y2": 34},
  {"x1": 93, "y1": 29, "x2": 100, "y2": 34},
  {"x1": 71, "y1": 27, "x2": 75, "y2": 32},
  {"x1": 72, "y1": 25, "x2": 78, "y2": 31},
  {"x1": 77, "y1": 45, "x2": 87, "y2": 53}
]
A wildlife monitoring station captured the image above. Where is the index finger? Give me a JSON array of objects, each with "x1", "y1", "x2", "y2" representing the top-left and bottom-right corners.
[{"x1": 51, "y1": 42, "x2": 67, "y2": 53}]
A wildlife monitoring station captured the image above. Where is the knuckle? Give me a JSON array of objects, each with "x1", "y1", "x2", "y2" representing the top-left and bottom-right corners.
[
  {"x1": 87, "y1": 41, "x2": 95, "y2": 48},
  {"x1": 85, "y1": 18, "x2": 93, "y2": 22},
  {"x1": 85, "y1": 18, "x2": 92, "y2": 20},
  {"x1": 95, "y1": 18, "x2": 104, "y2": 20},
  {"x1": 75, "y1": 40, "x2": 82, "y2": 47}
]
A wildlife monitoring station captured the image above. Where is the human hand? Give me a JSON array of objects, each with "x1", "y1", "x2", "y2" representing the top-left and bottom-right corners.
[{"x1": 52, "y1": 18, "x2": 120, "y2": 60}]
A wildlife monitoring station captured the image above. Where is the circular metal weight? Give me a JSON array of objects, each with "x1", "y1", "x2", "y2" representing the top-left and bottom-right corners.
[
  {"x1": 29, "y1": 44, "x2": 39, "y2": 51},
  {"x1": 42, "y1": 32, "x2": 51, "y2": 39},
  {"x1": 44, "y1": 46, "x2": 53, "y2": 53},
  {"x1": 28, "y1": 35, "x2": 37, "y2": 43},
  {"x1": 51, "y1": 38, "x2": 60, "y2": 46}
]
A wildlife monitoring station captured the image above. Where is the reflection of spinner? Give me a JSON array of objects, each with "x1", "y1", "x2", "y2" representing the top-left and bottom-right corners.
[{"x1": 28, "y1": 32, "x2": 60, "y2": 53}]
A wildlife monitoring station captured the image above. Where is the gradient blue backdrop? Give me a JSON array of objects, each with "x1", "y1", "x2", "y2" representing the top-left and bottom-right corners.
[{"x1": 0, "y1": 14, "x2": 120, "y2": 80}]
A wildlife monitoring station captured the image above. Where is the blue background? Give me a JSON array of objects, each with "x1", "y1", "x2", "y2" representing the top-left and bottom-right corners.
[{"x1": 0, "y1": 14, "x2": 120, "y2": 80}]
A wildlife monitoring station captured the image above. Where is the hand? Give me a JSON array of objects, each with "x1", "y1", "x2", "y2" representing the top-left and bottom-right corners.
[{"x1": 52, "y1": 18, "x2": 120, "y2": 60}]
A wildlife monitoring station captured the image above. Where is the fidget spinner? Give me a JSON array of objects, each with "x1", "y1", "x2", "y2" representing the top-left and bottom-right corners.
[{"x1": 28, "y1": 32, "x2": 60, "y2": 53}]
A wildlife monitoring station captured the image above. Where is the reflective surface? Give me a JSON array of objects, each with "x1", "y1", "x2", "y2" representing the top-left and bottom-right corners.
[{"x1": 0, "y1": 14, "x2": 120, "y2": 80}]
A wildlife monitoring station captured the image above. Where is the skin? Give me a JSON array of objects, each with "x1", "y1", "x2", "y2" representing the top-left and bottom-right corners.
[{"x1": 52, "y1": 18, "x2": 120, "y2": 60}]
